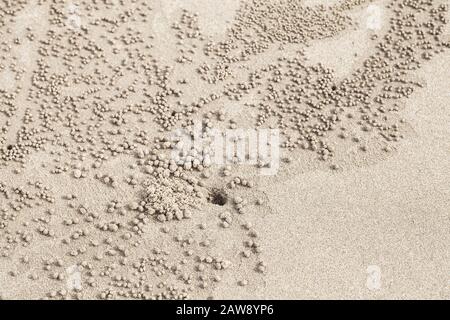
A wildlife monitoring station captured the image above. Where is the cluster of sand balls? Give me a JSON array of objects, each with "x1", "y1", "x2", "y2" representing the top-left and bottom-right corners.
[{"x1": 0, "y1": 0, "x2": 448, "y2": 299}]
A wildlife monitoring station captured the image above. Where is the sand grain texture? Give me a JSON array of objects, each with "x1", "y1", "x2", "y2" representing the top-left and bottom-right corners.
[{"x1": 0, "y1": 0, "x2": 448, "y2": 300}]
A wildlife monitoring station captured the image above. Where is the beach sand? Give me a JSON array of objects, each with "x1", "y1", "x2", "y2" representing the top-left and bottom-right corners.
[{"x1": 0, "y1": 0, "x2": 448, "y2": 300}]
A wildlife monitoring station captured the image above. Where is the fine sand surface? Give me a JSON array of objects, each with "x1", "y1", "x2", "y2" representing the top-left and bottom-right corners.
[
  {"x1": 0, "y1": 0, "x2": 448, "y2": 300},
  {"x1": 252, "y1": 59, "x2": 450, "y2": 299}
]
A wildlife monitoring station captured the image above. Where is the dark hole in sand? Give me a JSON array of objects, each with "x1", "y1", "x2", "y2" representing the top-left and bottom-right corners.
[
  {"x1": 331, "y1": 85, "x2": 337, "y2": 91},
  {"x1": 209, "y1": 189, "x2": 227, "y2": 206},
  {"x1": 6, "y1": 145, "x2": 13, "y2": 150}
]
